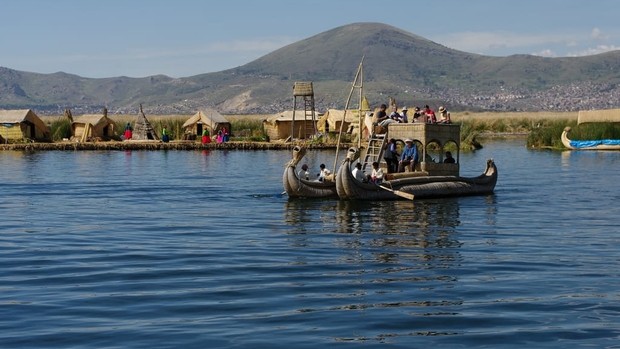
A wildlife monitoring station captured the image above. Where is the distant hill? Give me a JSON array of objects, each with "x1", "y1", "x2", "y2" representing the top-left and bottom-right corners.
[{"x1": 2, "y1": 22, "x2": 620, "y2": 115}]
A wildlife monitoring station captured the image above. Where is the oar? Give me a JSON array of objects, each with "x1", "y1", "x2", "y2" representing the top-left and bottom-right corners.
[{"x1": 379, "y1": 185, "x2": 415, "y2": 200}]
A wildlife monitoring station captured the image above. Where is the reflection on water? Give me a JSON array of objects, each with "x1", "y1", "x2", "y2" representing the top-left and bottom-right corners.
[{"x1": 284, "y1": 198, "x2": 464, "y2": 268}]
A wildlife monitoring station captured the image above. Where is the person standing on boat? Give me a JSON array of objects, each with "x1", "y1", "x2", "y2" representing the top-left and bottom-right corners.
[
  {"x1": 398, "y1": 139, "x2": 419, "y2": 172},
  {"x1": 318, "y1": 163, "x2": 331, "y2": 182},
  {"x1": 352, "y1": 162, "x2": 365, "y2": 182},
  {"x1": 368, "y1": 161, "x2": 384, "y2": 184},
  {"x1": 383, "y1": 138, "x2": 399, "y2": 173}
]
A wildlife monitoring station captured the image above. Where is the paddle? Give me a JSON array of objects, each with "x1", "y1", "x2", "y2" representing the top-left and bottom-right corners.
[{"x1": 379, "y1": 185, "x2": 415, "y2": 200}]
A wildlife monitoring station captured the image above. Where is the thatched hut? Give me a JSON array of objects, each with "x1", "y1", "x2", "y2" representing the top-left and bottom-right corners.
[
  {"x1": 263, "y1": 110, "x2": 321, "y2": 141},
  {"x1": 132, "y1": 105, "x2": 159, "y2": 141},
  {"x1": 71, "y1": 109, "x2": 115, "y2": 142},
  {"x1": 182, "y1": 109, "x2": 230, "y2": 139},
  {"x1": 0, "y1": 109, "x2": 50, "y2": 142}
]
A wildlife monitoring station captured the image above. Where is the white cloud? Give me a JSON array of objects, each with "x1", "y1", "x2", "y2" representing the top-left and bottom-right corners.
[
  {"x1": 568, "y1": 44, "x2": 620, "y2": 56},
  {"x1": 533, "y1": 49, "x2": 556, "y2": 57}
]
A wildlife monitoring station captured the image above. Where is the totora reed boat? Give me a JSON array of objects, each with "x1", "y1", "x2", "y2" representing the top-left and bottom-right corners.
[
  {"x1": 561, "y1": 126, "x2": 620, "y2": 150},
  {"x1": 283, "y1": 146, "x2": 338, "y2": 198},
  {"x1": 335, "y1": 147, "x2": 497, "y2": 200},
  {"x1": 336, "y1": 122, "x2": 498, "y2": 200}
]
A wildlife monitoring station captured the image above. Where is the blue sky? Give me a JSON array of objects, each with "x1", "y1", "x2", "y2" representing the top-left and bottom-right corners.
[{"x1": 1, "y1": 0, "x2": 618, "y2": 78}]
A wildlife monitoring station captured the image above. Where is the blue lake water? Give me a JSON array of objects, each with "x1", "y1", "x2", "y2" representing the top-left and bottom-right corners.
[{"x1": 1, "y1": 140, "x2": 619, "y2": 348}]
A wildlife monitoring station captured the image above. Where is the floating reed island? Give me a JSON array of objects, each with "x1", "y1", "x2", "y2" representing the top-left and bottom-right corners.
[{"x1": 0, "y1": 140, "x2": 342, "y2": 152}]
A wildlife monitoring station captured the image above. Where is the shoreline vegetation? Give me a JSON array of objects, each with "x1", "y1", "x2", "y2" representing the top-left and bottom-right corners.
[{"x1": 3, "y1": 111, "x2": 620, "y2": 151}]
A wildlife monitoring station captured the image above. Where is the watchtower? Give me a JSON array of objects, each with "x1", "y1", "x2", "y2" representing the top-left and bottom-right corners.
[{"x1": 291, "y1": 81, "x2": 317, "y2": 140}]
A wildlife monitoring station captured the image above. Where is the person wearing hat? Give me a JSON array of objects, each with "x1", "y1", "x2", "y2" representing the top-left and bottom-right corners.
[
  {"x1": 398, "y1": 138, "x2": 419, "y2": 173},
  {"x1": 399, "y1": 107, "x2": 409, "y2": 123},
  {"x1": 438, "y1": 106, "x2": 451, "y2": 124}
]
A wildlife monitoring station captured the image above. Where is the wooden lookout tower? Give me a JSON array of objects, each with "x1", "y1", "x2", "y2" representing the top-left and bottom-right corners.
[{"x1": 291, "y1": 81, "x2": 317, "y2": 140}]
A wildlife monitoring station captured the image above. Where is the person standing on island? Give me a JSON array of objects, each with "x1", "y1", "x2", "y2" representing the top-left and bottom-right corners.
[
  {"x1": 201, "y1": 129, "x2": 211, "y2": 144},
  {"x1": 123, "y1": 122, "x2": 132, "y2": 140},
  {"x1": 162, "y1": 127, "x2": 169, "y2": 143}
]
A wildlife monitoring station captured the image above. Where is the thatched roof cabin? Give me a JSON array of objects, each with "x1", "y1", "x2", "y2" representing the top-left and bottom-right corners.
[
  {"x1": 183, "y1": 109, "x2": 231, "y2": 138},
  {"x1": 0, "y1": 109, "x2": 50, "y2": 142},
  {"x1": 71, "y1": 109, "x2": 116, "y2": 142},
  {"x1": 263, "y1": 110, "x2": 321, "y2": 141}
]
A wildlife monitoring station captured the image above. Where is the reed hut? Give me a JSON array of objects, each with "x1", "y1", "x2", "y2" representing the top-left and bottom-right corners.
[
  {"x1": 71, "y1": 108, "x2": 115, "y2": 142},
  {"x1": 263, "y1": 110, "x2": 320, "y2": 141},
  {"x1": 182, "y1": 108, "x2": 230, "y2": 139},
  {"x1": 132, "y1": 105, "x2": 159, "y2": 140},
  {"x1": 0, "y1": 109, "x2": 50, "y2": 142}
]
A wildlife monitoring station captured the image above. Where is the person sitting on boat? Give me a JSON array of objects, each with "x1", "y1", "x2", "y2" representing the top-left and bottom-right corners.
[
  {"x1": 412, "y1": 107, "x2": 423, "y2": 123},
  {"x1": 352, "y1": 162, "x2": 365, "y2": 182},
  {"x1": 373, "y1": 104, "x2": 388, "y2": 124},
  {"x1": 299, "y1": 163, "x2": 310, "y2": 180},
  {"x1": 424, "y1": 105, "x2": 436, "y2": 124},
  {"x1": 399, "y1": 107, "x2": 409, "y2": 123},
  {"x1": 383, "y1": 138, "x2": 399, "y2": 174},
  {"x1": 317, "y1": 163, "x2": 331, "y2": 182},
  {"x1": 438, "y1": 106, "x2": 451, "y2": 124},
  {"x1": 380, "y1": 104, "x2": 399, "y2": 128},
  {"x1": 444, "y1": 151, "x2": 456, "y2": 163},
  {"x1": 368, "y1": 161, "x2": 384, "y2": 184},
  {"x1": 398, "y1": 139, "x2": 419, "y2": 172}
]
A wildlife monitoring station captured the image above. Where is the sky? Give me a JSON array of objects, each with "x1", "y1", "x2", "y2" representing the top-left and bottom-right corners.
[{"x1": 2, "y1": 0, "x2": 619, "y2": 78}]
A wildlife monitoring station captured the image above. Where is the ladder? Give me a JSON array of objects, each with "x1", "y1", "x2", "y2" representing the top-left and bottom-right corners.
[
  {"x1": 292, "y1": 82, "x2": 316, "y2": 140},
  {"x1": 361, "y1": 133, "x2": 387, "y2": 172}
]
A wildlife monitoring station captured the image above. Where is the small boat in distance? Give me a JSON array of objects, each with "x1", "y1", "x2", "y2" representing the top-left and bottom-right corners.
[{"x1": 561, "y1": 126, "x2": 620, "y2": 150}]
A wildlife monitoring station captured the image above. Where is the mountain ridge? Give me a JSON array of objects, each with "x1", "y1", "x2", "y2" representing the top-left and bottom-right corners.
[{"x1": 1, "y1": 22, "x2": 619, "y2": 115}]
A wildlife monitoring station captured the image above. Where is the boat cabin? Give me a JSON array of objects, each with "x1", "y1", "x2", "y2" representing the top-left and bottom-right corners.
[{"x1": 386, "y1": 123, "x2": 460, "y2": 176}]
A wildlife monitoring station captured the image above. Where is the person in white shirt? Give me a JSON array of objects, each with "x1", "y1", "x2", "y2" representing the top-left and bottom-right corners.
[
  {"x1": 318, "y1": 163, "x2": 331, "y2": 182},
  {"x1": 369, "y1": 161, "x2": 384, "y2": 184},
  {"x1": 352, "y1": 162, "x2": 365, "y2": 182}
]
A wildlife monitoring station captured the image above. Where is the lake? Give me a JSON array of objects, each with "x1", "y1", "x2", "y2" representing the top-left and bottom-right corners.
[{"x1": 1, "y1": 140, "x2": 619, "y2": 348}]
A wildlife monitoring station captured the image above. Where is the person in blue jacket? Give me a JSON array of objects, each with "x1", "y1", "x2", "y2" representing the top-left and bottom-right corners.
[{"x1": 398, "y1": 138, "x2": 418, "y2": 172}]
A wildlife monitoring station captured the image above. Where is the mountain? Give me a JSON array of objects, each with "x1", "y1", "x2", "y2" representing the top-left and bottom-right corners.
[{"x1": 2, "y1": 22, "x2": 620, "y2": 115}]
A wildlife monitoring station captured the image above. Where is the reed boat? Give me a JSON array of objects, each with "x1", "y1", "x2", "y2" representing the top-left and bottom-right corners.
[
  {"x1": 561, "y1": 126, "x2": 620, "y2": 150},
  {"x1": 335, "y1": 146, "x2": 497, "y2": 200},
  {"x1": 335, "y1": 122, "x2": 497, "y2": 200},
  {"x1": 283, "y1": 146, "x2": 338, "y2": 198}
]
